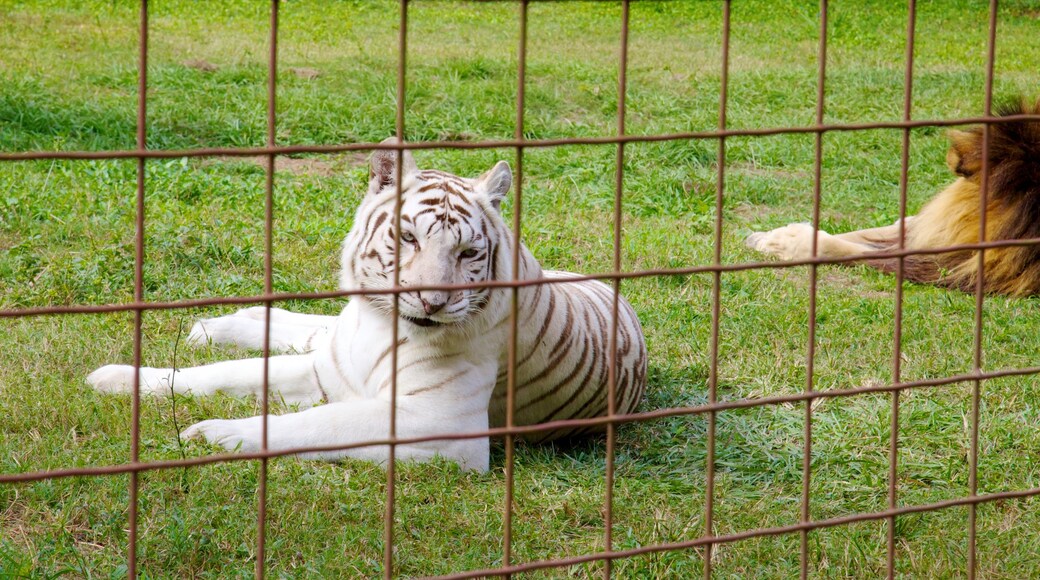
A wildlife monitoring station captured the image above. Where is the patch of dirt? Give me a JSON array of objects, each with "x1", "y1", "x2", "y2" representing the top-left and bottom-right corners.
[
  {"x1": 288, "y1": 67, "x2": 321, "y2": 80},
  {"x1": 779, "y1": 267, "x2": 894, "y2": 300},
  {"x1": 821, "y1": 269, "x2": 893, "y2": 299},
  {"x1": 682, "y1": 179, "x2": 713, "y2": 196},
  {"x1": 436, "y1": 131, "x2": 479, "y2": 142},
  {"x1": 731, "y1": 202, "x2": 785, "y2": 221},
  {"x1": 727, "y1": 161, "x2": 809, "y2": 180},
  {"x1": 2, "y1": 497, "x2": 46, "y2": 554},
  {"x1": 201, "y1": 153, "x2": 369, "y2": 177},
  {"x1": 0, "y1": 231, "x2": 22, "y2": 251},
  {"x1": 182, "y1": 59, "x2": 218, "y2": 72},
  {"x1": 1010, "y1": 7, "x2": 1040, "y2": 19}
]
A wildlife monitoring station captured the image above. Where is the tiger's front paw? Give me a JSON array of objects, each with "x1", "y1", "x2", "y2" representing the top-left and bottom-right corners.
[
  {"x1": 86, "y1": 364, "x2": 138, "y2": 394},
  {"x1": 181, "y1": 418, "x2": 261, "y2": 453},
  {"x1": 187, "y1": 317, "x2": 233, "y2": 347},
  {"x1": 187, "y1": 306, "x2": 279, "y2": 348},
  {"x1": 746, "y1": 222, "x2": 819, "y2": 261},
  {"x1": 86, "y1": 365, "x2": 175, "y2": 395}
]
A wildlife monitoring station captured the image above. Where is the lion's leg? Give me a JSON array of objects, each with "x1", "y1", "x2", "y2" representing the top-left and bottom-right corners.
[
  {"x1": 86, "y1": 354, "x2": 324, "y2": 405},
  {"x1": 831, "y1": 217, "x2": 914, "y2": 245},
  {"x1": 746, "y1": 223, "x2": 872, "y2": 260},
  {"x1": 180, "y1": 398, "x2": 491, "y2": 471},
  {"x1": 746, "y1": 217, "x2": 914, "y2": 261},
  {"x1": 188, "y1": 306, "x2": 337, "y2": 352}
]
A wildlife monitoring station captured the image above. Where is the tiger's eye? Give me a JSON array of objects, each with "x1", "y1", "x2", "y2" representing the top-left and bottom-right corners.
[
  {"x1": 400, "y1": 231, "x2": 416, "y2": 244},
  {"x1": 459, "y1": 248, "x2": 479, "y2": 259}
]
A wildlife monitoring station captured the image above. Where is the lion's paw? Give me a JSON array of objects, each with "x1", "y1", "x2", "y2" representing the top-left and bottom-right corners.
[{"x1": 746, "y1": 222, "x2": 819, "y2": 261}]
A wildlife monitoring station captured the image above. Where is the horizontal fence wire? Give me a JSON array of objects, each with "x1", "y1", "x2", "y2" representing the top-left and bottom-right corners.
[
  {"x1": 429, "y1": 483, "x2": 1040, "y2": 580},
  {"x1": 4, "y1": 114, "x2": 1040, "y2": 162},
  {"x1": 6, "y1": 236, "x2": 1040, "y2": 317},
  {"x1": 5, "y1": 362, "x2": 1040, "y2": 485},
  {"x1": 2, "y1": 0, "x2": 1036, "y2": 577}
]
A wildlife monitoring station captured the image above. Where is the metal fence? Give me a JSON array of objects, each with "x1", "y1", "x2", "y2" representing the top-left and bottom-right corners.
[{"x1": 2, "y1": 0, "x2": 1039, "y2": 578}]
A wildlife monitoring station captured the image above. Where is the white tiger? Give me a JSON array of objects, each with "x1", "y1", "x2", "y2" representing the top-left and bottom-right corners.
[{"x1": 86, "y1": 144, "x2": 648, "y2": 472}]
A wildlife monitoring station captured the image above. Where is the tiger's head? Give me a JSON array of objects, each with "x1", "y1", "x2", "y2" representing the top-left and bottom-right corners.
[{"x1": 340, "y1": 142, "x2": 513, "y2": 332}]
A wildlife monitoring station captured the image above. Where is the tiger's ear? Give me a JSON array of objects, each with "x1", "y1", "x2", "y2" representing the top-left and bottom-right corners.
[
  {"x1": 946, "y1": 128, "x2": 983, "y2": 178},
  {"x1": 369, "y1": 137, "x2": 418, "y2": 195},
  {"x1": 479, "y1": 160, "x2": 512, "y2": 211}
]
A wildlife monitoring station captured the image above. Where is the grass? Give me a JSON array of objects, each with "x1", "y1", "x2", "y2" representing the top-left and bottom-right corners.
[{"x1": 3, "y1": 0, "x2": 1040, "y2": 576}]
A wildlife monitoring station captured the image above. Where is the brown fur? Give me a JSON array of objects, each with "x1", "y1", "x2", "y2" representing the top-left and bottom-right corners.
[{"x1": 749, "y1": 98, "x2": 1040, "y2": 296}]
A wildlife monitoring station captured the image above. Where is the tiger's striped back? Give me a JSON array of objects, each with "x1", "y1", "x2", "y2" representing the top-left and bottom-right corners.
[{"x1": 490, "y1": 269, "x2": 647, "y2": 442}]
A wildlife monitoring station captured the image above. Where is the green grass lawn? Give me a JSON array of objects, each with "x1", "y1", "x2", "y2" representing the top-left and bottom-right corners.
[{"x1": 3, "y1": 0, "x2": 1040, "y2": 577}]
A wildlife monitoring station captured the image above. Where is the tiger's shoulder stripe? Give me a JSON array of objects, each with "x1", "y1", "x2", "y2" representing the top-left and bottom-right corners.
[{"x1": 487, "y1": 269, "x2": 647, "y2": 441}]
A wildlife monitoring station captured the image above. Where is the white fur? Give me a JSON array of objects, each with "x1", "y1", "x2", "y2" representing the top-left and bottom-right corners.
[
  {"x1": 88, "y1": 148, "x2": 647, "y2": 472},
  {"x1": 89, "y1": 152, "x2": 521, "y2": 472}
]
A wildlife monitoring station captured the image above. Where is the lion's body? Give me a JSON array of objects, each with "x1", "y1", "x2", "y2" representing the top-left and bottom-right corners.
[
  {"x1": 748, "y1": 99, "x2": 1040, "y2": 296},
  {"x1": 87, "y1": 146, "x2": 647, "y2": 471}
]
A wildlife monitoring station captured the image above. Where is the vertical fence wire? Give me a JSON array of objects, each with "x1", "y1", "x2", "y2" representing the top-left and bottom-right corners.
[
  {"x1": 602, "y1": 1, "x2": 631, "y2": 576},
  {"x1": 385, "y1": 1, "x2": 409, "y2": 577},
  {"x1": 969, "y1": 1, "x2": 1000, "y2": 576},
  {"x1": 703, "y1": 1, "x2": 731, "y2": 577},
  {"x1": 128, "y1": 0, "x2": 149, "y2": 575},
  {"x1": 256, "y1": 1, "x2": 280, "y2": 577},
  {"x1": 887, "y1": 2, "x2": 917, "y2": 577},
  {"x1": 801, "y1": 1, "x2": 829, "y2": 576},
  {"x1": 502, "y1": 0, "x2": 529, "y2": 576}
]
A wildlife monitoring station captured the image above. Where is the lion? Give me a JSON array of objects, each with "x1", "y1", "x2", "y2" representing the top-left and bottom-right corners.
[{"x1": 747, "y1": 98, "x2": 1040, "y2": 296}]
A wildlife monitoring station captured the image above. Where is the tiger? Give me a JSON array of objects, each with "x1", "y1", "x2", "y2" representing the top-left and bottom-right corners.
[
  {"x1": 746, "y1": 98, "x2": 1040, "y2": 296},
  {"x1": 86, "y1": 142, "x2": 648, "y2": 472}
]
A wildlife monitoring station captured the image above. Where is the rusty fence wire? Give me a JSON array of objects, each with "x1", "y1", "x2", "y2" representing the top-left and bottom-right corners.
[{"x1": 3, "y1": 0, "x2": 1040, "y2": 578}]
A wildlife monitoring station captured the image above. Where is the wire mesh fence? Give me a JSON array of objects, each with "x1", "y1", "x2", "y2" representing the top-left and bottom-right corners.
[{"x1": 2, "y1": 0, "x2": 1040, "y2": 577}]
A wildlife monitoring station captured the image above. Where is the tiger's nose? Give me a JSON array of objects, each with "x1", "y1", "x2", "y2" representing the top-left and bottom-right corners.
[{"x1": 420, "y1": 295, "x2": 447, "y2": 315}]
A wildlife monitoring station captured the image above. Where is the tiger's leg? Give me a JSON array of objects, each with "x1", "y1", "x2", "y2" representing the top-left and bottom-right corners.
[
  {"x1": 225, "y1": 306, "x2": 339, "y2": 328},
  {"x1": 86, "y1": 354, "x2": 325, "y2": 405},
  {"x1": 180, "y1": 398, "x2": 491, "y2": 471},
  {"x1": 188, "y1": 306, "x2": 337, "y2": 352}
]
